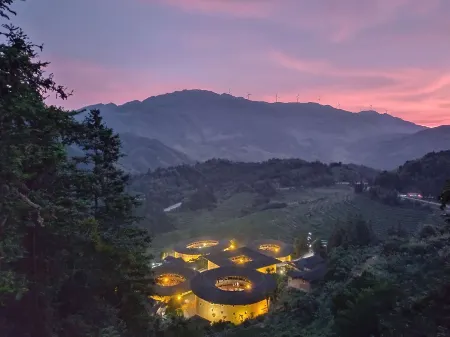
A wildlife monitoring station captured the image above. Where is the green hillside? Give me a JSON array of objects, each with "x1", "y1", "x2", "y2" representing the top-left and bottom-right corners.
[{"x1": 151, "y1": 186, "x2": 439, "y2": 256}]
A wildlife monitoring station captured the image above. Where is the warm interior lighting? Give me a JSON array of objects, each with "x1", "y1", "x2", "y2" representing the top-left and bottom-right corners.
[
  {"x1": 230, "y1": 255, "x2": 253, "y2": 264},
  {"x1": 259, "y1": 244, "x2": 281, "y2": 253},
  {"x1": 215, "y1": 276, "x2": 253, "y2": 292},
  {"x1": 156, "y1": 273, "x2": 186, "y2": 287},
  {"x1": 186, "y1": 240, "x2": 219, "y2": 249},
  {"x1": 177, "y1": 295, "x2": 182, "y2": 300}
]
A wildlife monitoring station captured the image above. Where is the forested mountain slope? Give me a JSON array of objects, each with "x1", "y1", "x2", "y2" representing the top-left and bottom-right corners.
[
  {"x1": 81, "y1": 90, "x2": 428, "y2": 170},
  {"x1": 374, "y1": 150, "x2": 450, "y2": 197}
]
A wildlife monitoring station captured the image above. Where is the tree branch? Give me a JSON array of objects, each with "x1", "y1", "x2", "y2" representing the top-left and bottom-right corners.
[{"x1": 15, "y1": 189, "x2": 44, "y2": 227}]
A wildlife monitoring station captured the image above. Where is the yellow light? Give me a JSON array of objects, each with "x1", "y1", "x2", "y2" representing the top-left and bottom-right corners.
[
  {"x1": 230, "y1": 244, "x2": 235, "y2": 250},
  {"x1": 246, "y1": 284, "x2": 251, "y2": 290},
  {"x1": 177, "y1": 295, "x2": 182, "y2": 300}
]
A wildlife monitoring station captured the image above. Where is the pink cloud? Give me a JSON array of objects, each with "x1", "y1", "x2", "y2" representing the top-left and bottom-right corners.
[
  {"x1": 265, "y1": 51, "x2": 450, "y2": 126},
  {"x1": 47, "y1": 53, "x2": 449, "y2": 127},
  {"x1": 261, "y1": 88, "x2": 450, "y2": 127},
  {"x1": 44, "y1": 57, "x2": 204, "y2": 109},
  {"x1": 269, "y1": 50, "x2": 434, "y2": 83}
]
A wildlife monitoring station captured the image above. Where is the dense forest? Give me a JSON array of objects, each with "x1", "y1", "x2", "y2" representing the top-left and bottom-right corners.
[
  {"x1": 374, "y1": 150, "x2": 450, "y2": 197},
  {"x1": 214, "y1": 217, "x2": 450, "y2": 337},
  {"x1": 2, "y1": 1, "x2": 450, "y2": 336},
  {"x1": 368, "y1": 151, "x2": 450, "y2": 206},
  {"x1": 131, "y1": 159, "x2": 378, "y2": 205},
  {"x1": 0, "y1": 2, "x2": 158, "y2": 336}
]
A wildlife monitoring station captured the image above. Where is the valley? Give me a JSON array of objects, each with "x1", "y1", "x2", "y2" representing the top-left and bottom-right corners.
[
  {"x1": 150, "y1": 186, "x2": 440, "y2": 257},
  {"x1": 4, "y1": 0, "x2": 450, "y2": 335}
]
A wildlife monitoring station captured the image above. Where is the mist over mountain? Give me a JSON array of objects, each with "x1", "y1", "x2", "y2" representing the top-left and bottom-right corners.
[
  {"x1": 353, "y1": 126, "x2": 450, "y2": 169},
  {"x1": 80, "y1": 90, "x2": 449, "y2": 171}
]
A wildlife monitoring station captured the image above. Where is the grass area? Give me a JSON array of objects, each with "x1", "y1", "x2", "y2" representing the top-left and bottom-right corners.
[{"x1": 150, "y1": 186, "x2": 440, "y2": 256}]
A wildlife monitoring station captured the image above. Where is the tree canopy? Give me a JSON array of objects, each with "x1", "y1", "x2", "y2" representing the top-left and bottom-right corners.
[{"x1": 0, "y1": 2, "x2": 154, "y2": 336}]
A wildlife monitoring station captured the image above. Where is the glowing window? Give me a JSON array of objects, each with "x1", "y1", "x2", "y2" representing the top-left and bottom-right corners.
[
  {"x1": 215, "y1": 276, "x2": 253, "y2": 292},
  {"x1": 229, "y1": 255, "x2": 253, "y2": 264},
  {"x1": 186, "y1": 240, "x2": 219, "y2": 249},
  {"x1": 258, "y1": 244, "x2": 281, "y2": 253},
  {"x1": 155, "y1": 273, "x2": 186, "y2": 287}
]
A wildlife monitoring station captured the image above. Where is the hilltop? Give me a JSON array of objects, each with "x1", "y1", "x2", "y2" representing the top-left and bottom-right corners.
[
  {"x1": 374, "y1": 150, "x2": 450, "y2": 197},
  {"x1": 353, "y1": 126, "x2": 450, "y2": 169},
  {"x1": 129, "y1": 158, "x2": 379, "y2": 210},
  {"x1": 80, "y1": 89, "x2": 436, "y2": 171}
]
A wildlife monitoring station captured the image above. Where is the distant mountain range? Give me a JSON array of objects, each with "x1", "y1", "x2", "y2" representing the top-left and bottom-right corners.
[
  {"x1": 79, "y1": 90, "x2": 449, "y2": 171},
  {"x1": 353, "y1": 125, "x2": 450, "y2": 169}
]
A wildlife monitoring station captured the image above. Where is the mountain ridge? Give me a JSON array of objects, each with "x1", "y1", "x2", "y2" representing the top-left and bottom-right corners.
[
  {"x1": 77, "y1": 89, "x2": 449, "y2": 171},
  {"x1": 82, "y1": 90, "x2": 427, "y2": 127}
]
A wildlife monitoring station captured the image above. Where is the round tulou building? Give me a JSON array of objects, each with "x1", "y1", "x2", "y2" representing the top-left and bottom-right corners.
[
  {"x1": 248, "y1": 239, "x2": 293, "y2": 262},
  {"x1": 172, "y1": 236, "x2": 232, "y2": 262},
  {"x1": 190, "y1": 266, "x2": 276, "y2": 324},
  {"x1": 155, "y1": 237, "x2": 288, "y2": 325},
  {"x1": 151, "y1": 261, "x2": 198, "y2": 303}
]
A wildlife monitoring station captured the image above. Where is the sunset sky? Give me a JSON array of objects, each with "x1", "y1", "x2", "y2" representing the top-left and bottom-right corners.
[{"x1": 11, "y1": 0, "x2": 450, "y2": 126}]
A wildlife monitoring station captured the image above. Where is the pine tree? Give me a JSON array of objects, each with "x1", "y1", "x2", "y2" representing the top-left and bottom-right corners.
[
  {"x1": 72, "y1": 109, "x2": 155, "y2": 336},
  {"x1": 0, "y1": 2, "x2": 155, "y2": 336},
  {"x1": 0, "y1": 8, "x2": 81, "y2": 335},
  {"x1": 439, "y1": 179, "x2": 450, "y2": 210}
]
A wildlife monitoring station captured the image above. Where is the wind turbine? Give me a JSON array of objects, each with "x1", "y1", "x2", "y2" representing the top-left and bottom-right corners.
[
  {"x1": 337, "y1": 102, "x2": 341, "y2": 109},
  {"x1": 228, "y1": 88, "x2": 231, "y2": 95},
  {"x1": 370, "y1": 104, "x2": 373, "y2": 110},
  {"x1": 318, "y1": 96, "x2": 321, "y2": 103},
  {"x1": 247, "y1": 93, "x2": 251, "y2": 100},
  {"x1": 275, "y1": 93, "x2": 279, "y2": 103},
  {"x1": 296, "y1": 94, "x2": 300, "y2": 103}
]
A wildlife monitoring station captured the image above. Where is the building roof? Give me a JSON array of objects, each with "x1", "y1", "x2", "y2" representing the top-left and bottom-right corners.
[
  {"x1": 292, "y1": 255, "x2": 325, "y2": 271},
  {"x1": 152, "y1": 263, "x2": 198, "y2": 297},
  {"x1": 164, "y1": 256, "x2": 177, "y2": 262},
  {"x1": 247, "y1": 239, "x2": 294, "y2": 260},
  {"x1": 205, "y1": 246, "x2": 280, "y2": 271},
  {"x1": 287, "y1": 263, "x2": 327, "y2": 282},
  {"x1": 190, "y1": 266, "x2": 277, "y2": 305},
  {"x1": 173, "y1": 236, "x2": 230, "y2": 256},
  {"x1": 163, "y1": 256, "x2": 186, "y2": 266}
]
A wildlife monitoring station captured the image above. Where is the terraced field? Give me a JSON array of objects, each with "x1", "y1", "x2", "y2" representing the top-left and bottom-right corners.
[{"x1": 150, "y1": 186, "x2": 441, "y2": 256}]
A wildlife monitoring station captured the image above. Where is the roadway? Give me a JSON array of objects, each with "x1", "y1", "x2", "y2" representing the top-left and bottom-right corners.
[{"x1": 398, "y1": 195, "x2": 448, "y2": 211}]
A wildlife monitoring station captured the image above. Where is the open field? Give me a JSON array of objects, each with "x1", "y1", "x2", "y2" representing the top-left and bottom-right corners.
[{"x1": 150, "y1": 186, "x2": 441, "y2": 256}]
